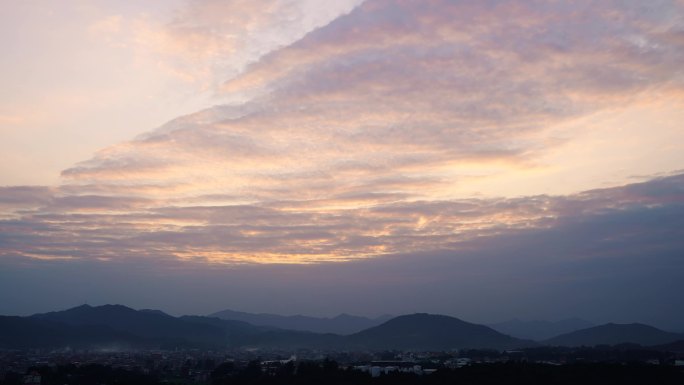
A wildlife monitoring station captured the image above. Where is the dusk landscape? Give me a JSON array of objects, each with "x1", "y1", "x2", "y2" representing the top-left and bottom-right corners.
[{"x1": 1, "y1": 1, "x2": 684, "y2": 384}]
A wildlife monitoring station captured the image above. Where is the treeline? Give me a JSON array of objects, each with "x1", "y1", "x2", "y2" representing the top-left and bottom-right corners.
[
  {"x1": 459, "y1": 345, "x2": 680, "y2": 363},
  {"x1": 3, "y1": 360, "x2": 684, "y2": 385},
  {"x1": 212, "y1": 360, "x2": 684, "y2": 385},
  {"x1": 1, "y1": 364, "x2": 160, "y2": 385}
]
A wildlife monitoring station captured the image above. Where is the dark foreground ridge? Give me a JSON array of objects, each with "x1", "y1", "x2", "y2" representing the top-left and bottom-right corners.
[{"x1": 2, "y1": 360, "x2": 683, "y2": 385}]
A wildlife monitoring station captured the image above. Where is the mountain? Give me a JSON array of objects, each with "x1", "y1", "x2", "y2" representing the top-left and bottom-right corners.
[
  {"x1": 488, "y1": 318, "x2": 595, "y2": 341},
  {"x1": 0, "y1": 315, "x2": 142, "y2": 349},
  {"x1": 544, "y1": 323, "x2": 684, "y2": 347},
  {"x1": 26, "y1": 306, "x2": 684, "y2": 351},
  {"x1": 348, "y1": 313, "x2": 535, "y2": 350},
  {"x1": 1, "y1": 306, "x2": 535, "y2": 351},
  {"x1": 31, "y1": 304, "x2": 227, "y2": 347},
  {"x1": 209, "y1": 308, "x2": 392, "y2": 335},
  {"x1": 1, "y1": 304, "x2": 343, "y2": 350},
  {"x1": 138, "y1": 309, "x2": 172, "y2": 317},
  {"x1": 18, "y1": 304, "x2": 279, "y2": 349}
]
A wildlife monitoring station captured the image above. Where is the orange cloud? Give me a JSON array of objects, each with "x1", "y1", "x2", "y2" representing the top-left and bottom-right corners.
[{"x1": 2, "y1": 0, "x2": 684, "y2": 265}]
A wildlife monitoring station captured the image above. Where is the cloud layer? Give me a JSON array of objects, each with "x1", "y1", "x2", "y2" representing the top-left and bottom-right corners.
[
  {"x1": 62, "y1": 0, "x2": 684, "y2": 202},
  {"x1": 2, "y1": 174, "x2": 683, "y2": 328},
  {"x1": 1, "y1": 0, "x2": 684, "y2": 325},
  {"x1": 3, "y1": 0, "x2": 675, "y2": 263},
  {"x1": 1, "y1": 172, "x2": 683, "y2": 264},
  {"x1": 0, "y1": 0, "x2": 683, "y2": 263}
]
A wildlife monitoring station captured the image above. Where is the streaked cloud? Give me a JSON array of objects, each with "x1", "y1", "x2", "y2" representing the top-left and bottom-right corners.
[
  {"x1": 124, "y1": 0, "x2": 364, "y2": 92},
  {"x1": 2, "y1": 0, "x2": 684, "y2": 268},
  {"x1": 2, "y1": 175, "x2": 683, "y2": 329},
  {"x1": 62, "y1": 0, "x2": 684, "y2": 200},
  {"x1": 1, "y1": 173, "x2": 683, "y2": 264},
  {"x1": 0, "y1": 0, "x2": 362, "y2": 185}
]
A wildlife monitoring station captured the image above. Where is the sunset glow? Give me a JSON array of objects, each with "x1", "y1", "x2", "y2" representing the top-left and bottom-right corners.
[{"x1": 1, "y1": 0, "x2": 683, "y2": 325}]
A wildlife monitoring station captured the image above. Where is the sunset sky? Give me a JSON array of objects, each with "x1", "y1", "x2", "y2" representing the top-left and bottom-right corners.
[{"x1": 1, "y1": 0, "x2": 683, "y2": 329}]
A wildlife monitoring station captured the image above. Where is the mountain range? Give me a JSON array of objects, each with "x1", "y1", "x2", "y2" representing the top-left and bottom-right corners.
[
  {"x1": 488, "y1": 318, "x2": 595, "y2": 341},
  {"x1": 544, "y1": 322, "x2": 684, "y2": 347},
  {"x1": 209, "y1": 308, "x2": 393, "y2": 335},
  {"x1": 0, "y1": 305, "x2": 682, "y2": 351},
  {"x1": 2, "y1": 304, "x2": 262, "y2": 349},
  {"x1": 348, "y1": 313, "x2": 533, "y2": 350}
]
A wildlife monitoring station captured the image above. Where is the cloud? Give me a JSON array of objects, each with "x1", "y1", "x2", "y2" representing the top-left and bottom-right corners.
[
  {"x1": 2, "y1": 176, "x2": 683, "y2": 328},
  {"x1": 1, "y1": 172, "x2": 683, "y2": 264},
  {"x1": 61, "y1": 0, "x2": 684, "y2": 201},
  {"x1": 2, "y1": 0, "x2": 683, "y2": 330},
  {"x1": 0, "y1": 186, "x2": 54, "y2": 218},
  {"x1": 113, "y1": 0, "x2": 364, "y2": 92},
  {"x1": 0, "y1": 186, "x2": 53, "y2": 206},
  {"x1": 2, "y1": 0, "x2": 684, "y2": 266}
]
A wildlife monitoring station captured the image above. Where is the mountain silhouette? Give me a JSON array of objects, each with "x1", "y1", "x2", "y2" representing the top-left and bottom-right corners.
[
  {"x1": 544, "y1": 323, "x2": 683, "y2": 347},
  {"x1": 348, "y1": 313, "x2": 535, "y2": 350},
  {"x1": 1, "y1": 306, "x2": 532, "y2": 350},
  {"x1": 209, "y1": 308, "x2": 392, "y2": 335},
  {"x1": 488, "y1": 318, "x2": 594, "y2": 341},
  {"x1": 26, "y1": 304, "x2": 267, "y2": 348},
  {"x1": 0, "y1": 315, "x2": 140, "y2": 349},
  {"x1": 6, "y1": 305, "x2": 680, "y2": 351}
]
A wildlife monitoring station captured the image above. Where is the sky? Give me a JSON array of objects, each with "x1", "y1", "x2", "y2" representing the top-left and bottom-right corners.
[{"x1": 1, "y1": 0, "x2": 683, "y2": 330}]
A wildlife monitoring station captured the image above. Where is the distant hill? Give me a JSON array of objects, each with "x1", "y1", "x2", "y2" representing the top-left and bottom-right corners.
[
  {"x1": 0, "y1": 315, "x2": 142, "y2": 349},
  {"x1": 1, "y1": 305, "x2": 345, "y2": 350},
  {"x1": 348, "y1": 313, "x2": 535, "y2": 350},
  {"x1": 544, "y1": 323, "x2": 684, "y2": 347},
  {"x1": 14, "y1": 304, "x2": 275, "y2": 349},
  {"x1": 488, "y1": 318, "x2": 594, "y2": 341},
  {"x1": 1, "y1": 306, "x2": 534, "y2": 351},
  {"x1": 209, "y1": 308, "x2": 392, "y2": 335},
  {"x1": 31, "y1": 304, "x2": 227, "y2": 347},
  {"x1": 15, "y1": 306, "x2": 682, "y2": 351}
]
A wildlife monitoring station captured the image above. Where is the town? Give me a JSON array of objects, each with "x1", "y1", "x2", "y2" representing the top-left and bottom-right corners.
[{"x1": 2, "y1": 345, "x2": 684, "y2": 385}]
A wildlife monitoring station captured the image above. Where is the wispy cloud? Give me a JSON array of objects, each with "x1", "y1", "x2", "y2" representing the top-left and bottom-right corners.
[
  {"x1": 110, "y1": 0, "x2": 364, "y2": 92},
  {"x1": 1, "y1": 173, "x2": 683, "y2": 264},
  {"x1": 62, "y1": 0, "x2": 684, "y2": 199},
  {"x1": 2, "y1": 175, "x2": 683, "y2": 328},
  {"x1": 2, "y1": 0, "x2": 684, "y2": 266}
]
